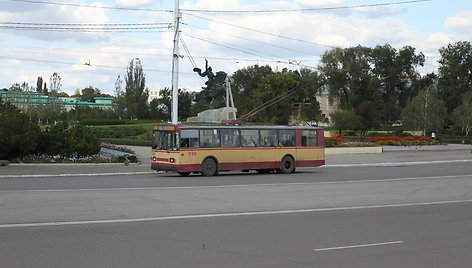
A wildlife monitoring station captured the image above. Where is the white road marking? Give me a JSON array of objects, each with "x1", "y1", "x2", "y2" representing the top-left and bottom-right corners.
[
  {"x1": 0, "y1": 171, "x2": 152, "y2": 179},
  {"x1": 323, "y1": 159, "x2": 472, "y2": 168},
  {"x1": 314, "y1": 241, "x2": 403, "y2": 252},
  {"x1": 1, "y1": 199, "x2": 472, "y2": 229},
  {"x1": 2, "y1": 174, "x2": 472, "y2": 193}
]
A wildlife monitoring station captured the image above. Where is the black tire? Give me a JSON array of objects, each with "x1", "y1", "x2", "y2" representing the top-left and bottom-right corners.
[
  {"x1": 279, "y1": 155, "x2": 295, "y2": 174},
  {"x1": 201, "y1": 158, "x2": 218, "y2": 176},
  {"x1": 178, "y1": 172, "x2": 190, "y2": 177}
]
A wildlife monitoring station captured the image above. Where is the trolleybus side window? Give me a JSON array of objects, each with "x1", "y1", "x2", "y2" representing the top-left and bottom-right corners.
[
  {"x1": 301, "y1": 130, "x2": 318, "y2": 147},
  {"x1": 221, "y1": 129, "x2": 240, "y2": 147},
  {"x1": 180, "y1": 129, "x2": 199, "y2": 148},
  {"x1": 279, "y1": 129, "x2": 296, "y2": 147},
  {"x1": 200, "y1": 129, "x2": 220, "y2": 148},
  {"x1": 260, "y1": 129, "x2": 277, "y2": 147},
  {"x1": 241, "y1": 129, "x2": 259, "y2": 147}
]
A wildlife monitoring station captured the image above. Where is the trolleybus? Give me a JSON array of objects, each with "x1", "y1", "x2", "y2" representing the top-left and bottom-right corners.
[{"x1": 151, "y1": 124, "x2": 325, "y2": 176}]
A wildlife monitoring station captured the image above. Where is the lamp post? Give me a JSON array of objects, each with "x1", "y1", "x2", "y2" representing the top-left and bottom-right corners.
[{"x1": 171, "y1": 0, "x2": 180, "y2": 125}]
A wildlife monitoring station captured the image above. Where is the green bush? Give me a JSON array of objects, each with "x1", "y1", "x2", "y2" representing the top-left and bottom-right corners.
[
  {"x1": 94, "y1": 126, "x2": 147, "y2": 139},
  {"x1": 36, "y1": 123, "x2": 101, "y2": 158},
  {"x1": 81, "y1": 119, "x2": 156, "y2": 126},
  {"x1": 0, "y1": 100, "x2": 39, "y2": 160}
]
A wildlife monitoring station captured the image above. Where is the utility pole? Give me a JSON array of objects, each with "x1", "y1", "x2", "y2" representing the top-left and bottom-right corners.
[{"x1": 171, "y1": 0, "x2": 180, "y2": 124}]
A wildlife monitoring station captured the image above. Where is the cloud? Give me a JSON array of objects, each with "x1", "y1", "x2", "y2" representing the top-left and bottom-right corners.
[
  {"x1": 355, "y1": 6, "x2": 406, "y2": 18},
  {"x1": 115, "y1": 0, "x2": 154, "y2": 7},
  {"x1": 295, "y1": 0, "x2": 345, "y2": 8},
  {"x1": 0, "y1": 2, "x2": 109, "y2": 42},
  {"x1": 445, "y1": 11, "x2": 472, "y2": 35},
  {"x1": 0, "y1": 1, "x2": 41, "y2": 12}
]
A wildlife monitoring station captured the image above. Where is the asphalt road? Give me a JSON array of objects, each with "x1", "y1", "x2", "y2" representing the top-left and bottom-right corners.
[{"x1": 1, "y1": 147, "x2": 472, "y2": 267}]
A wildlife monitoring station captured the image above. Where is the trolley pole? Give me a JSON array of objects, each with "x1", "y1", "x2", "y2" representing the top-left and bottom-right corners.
[{"x1": 171, "y1": 0, "x2": 180, "y2": 124}]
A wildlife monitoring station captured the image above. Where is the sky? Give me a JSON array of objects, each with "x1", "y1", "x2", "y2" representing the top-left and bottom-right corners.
[{"x1": 0, "y1": 0, "x2": 471, "y2": 96}]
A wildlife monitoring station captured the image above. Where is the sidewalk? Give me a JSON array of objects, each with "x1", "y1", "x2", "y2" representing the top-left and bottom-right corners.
[
  {"x1": 0, "y1": 145, "x2": 152, "y2": 177},
  {"x1": 382, "y1": 143, "x2": 472, "y2": 152}
]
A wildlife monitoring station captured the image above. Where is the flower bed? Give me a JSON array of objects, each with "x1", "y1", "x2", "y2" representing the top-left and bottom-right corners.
[
  {"x1": 325, "y1": 135, "x2": 438, "y2": 147},
  {"x1": 325, "y1": 136, "x2": 348, "y2": 147},
  {"x1": 325, "y1": 136, "x2": 376, "y2": 148},
  {"x1": 367, "y1": 135, "x2": 437, "y2": 146}
]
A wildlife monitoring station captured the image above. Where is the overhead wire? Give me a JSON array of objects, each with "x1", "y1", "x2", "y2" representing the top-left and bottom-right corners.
[
  {"x1": 0, "y1": 55, "x2": 196, "y2": 75},
  {"x1": 179, "y1": 35, "x2": 207, "y2": 84},
  {"x1": 0, "y1": 21, "x2": 172, "y2": 32},
  {"x1": 179, "y1": 35, "x2": 198, "y2": 69},
  {"x1": 240, "y1": 86, "x2": 300, "y2": 121},
  {"x1": 182, "y1": 33, "x2": 282, "y2": 63},
  {"x1": 7, "y1": 0, "x2": 173, "y2": 12},
  {"x1": 3, "y1": 0, "x2": 435, "y2": 84},
  {"x1": 182, "y1": 33, "x2": 317, "y2": 69},
  {"x1": 181, "y1": 22, "x2": 320, "y2": 58},
  {"x1": 0, "y1": 46, "x2": 280, "y2": 65},
  {"x1": 8, "y1": 0, "x2": 430, "y2": 13},
  {"x1": 181, "y1": 0, "x2": 432, "y2": 13},
  {"x1": 182, "y1": 12, "x2": 336, "y2": 49},
  {"x1": 0, "y1": 26, "x2": 171, "y2": 32}
]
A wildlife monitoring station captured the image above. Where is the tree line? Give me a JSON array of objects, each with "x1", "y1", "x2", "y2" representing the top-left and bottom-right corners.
[{"x1": 3, "y1": 41, "x2": 472, "y2": 138}]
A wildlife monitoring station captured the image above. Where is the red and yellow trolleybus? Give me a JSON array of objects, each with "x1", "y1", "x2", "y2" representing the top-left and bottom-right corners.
[{"x1": 151, "y1": 124, "x2": 325, "y2": 176}]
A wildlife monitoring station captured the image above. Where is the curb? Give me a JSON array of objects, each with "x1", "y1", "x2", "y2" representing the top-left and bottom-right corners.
[
  {"x1": 0, "y1": 171, "x2": 154, "y2": 179},
  {"x1": 323, "y1": 159, "x2": 472, "y2": 168},
  {"x1": 325, "y1": 147, "x2": 383, "y2": 155}
]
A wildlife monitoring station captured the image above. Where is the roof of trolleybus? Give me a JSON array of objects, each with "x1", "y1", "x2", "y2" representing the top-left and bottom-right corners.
[{"x1": 153, "y1": 124, "x2": 323, "y2": 131}]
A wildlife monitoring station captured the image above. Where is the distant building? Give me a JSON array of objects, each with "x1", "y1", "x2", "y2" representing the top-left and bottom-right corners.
[
  {"x1": 316, "y1": 88, "x2": 338, "y2": 123},
  {"x1": 148, "y1": 88, "x2": 160, "y2": 103},
  {"x1": 0, "y1": 90, "x2": 113, "y2": 111}
]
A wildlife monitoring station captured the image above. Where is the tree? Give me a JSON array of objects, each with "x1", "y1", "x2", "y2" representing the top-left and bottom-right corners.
[
  {"x1": 36, "y1": 77, "x2": 43, "y2": 93},
  {"x1": 178, "y1": 89, "x2": 192, "y2": 121},
  {"x1": 318, "y1": 45, "x2": 425, "y2": 127},
  {"x1": 330, "y1": 110, "x2": 362, "y2": 136},
  {"x1": 49, "y1": 72, "x2": 62, "y2": 97},
  {"x1": 113, "y1": 75, "x2": 126, "y2": 120},
  {"x1": 43, "y1": 82, "x2": 48, "y2": 95},
  {"x1": 452, "y1": 92, "x2": 472, "y2": 136},
  {"x1": 73, "y1": 88, "x2": 81, "y2": 97},
  {"x1": 231, "y1": 65, "x2": 273, "y2": 116},
  {"x1": 125, "y1": 58, "x2": 149, "y2": 119},
  {"x1": 438, "y1": 41, "x2": 472, "y2": 113},
  {"x1": 10, "y1": 83, "x2": 21, "y2": 91},
  {"x1": 254, "y1": 70, "x2": 300, "y2": 124},
  {"x1": 0, "y1": 99, "x2": 39, "y2": 159},
  {"x1": 319, "y1": 46, "x2": 383, "y2": 130},
  {"x1": 150, "y1": 87, "x2": 171, "y2": 121},
  {"x1": 81, "y1": 86, "x2": 103, "y2": 102},
  {"x1": 20, "y1": 82, "x2": 30, "y2": 92},
  {"x1": 401, "y1": 86, "x2": 447, "y2": 135}
]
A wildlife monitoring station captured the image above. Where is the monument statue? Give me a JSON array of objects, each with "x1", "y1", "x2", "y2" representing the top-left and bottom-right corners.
[{"x1": 193, "y1": 59, "x2": 227, "y2": 105}]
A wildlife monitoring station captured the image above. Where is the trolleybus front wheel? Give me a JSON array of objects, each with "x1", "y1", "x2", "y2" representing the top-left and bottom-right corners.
[{"x1": 279, "y1": 155, "x2": 295, "y2": 174}]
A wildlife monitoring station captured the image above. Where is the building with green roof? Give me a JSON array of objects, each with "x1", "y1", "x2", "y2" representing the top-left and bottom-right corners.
[{"x1": 0, "y1": 90, "x2": 113, "y2": 111}]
